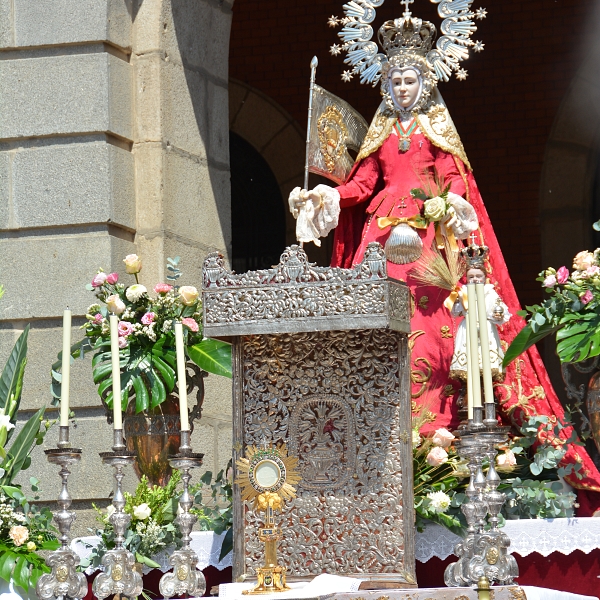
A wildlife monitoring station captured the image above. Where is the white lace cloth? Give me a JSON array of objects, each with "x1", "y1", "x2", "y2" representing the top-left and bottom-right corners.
[
  {"x1": 416, "y1": 517, "x2": 600, "y2": 562},
  {"x1": 72, "y1": 530, "x2": 232, "y2": 575},
  {"x1": 288, "y1": 184, "x2": 340, "y2": 246}
]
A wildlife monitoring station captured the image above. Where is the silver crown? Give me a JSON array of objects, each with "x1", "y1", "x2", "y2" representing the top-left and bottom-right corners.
[
  {"x1": 461, "y1": 243, "x2": 489, "y2": 271},
  {"x1": 378, "y1": 17, "x2": 436, "y2": 59}
]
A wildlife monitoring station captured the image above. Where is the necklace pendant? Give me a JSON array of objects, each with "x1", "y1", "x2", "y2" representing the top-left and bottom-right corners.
[{"x1": 399, "y1": 137, "x2": 411, "y2": 153}]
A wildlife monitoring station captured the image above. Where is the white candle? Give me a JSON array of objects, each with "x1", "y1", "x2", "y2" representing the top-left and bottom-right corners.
[
  {"x1": 174, "y1": 322, "x2": 189, "y2": 431},
  {"x1": 466, "y1": 284, "x2": 482, "y2": 408},
  {"x1": 465, "y1": 315, "x2": 474, "y2": 420},
  {"x1": 109, "y1": 315, "x2": 123, "y2": 430},
  {"x1": 60, "y1": 309, "x2": 72, "y2": 427},
  {"x1": 475, "y1": 283, "x2": 495, "y2": 405}
]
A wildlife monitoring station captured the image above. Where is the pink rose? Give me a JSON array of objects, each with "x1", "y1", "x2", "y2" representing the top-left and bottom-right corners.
[
  {"x1": 9, "y1": 525, "x2": 28, "y2": 546},
  {"x1": 556, "y1": 266, "x2": 569, "y2": 284},
  {"x1": 118, "y1": 337, "x2": 128, "y2": 349},
  {"x1": 106, "y1": 272, "x2": 119, "y2": 285},
  {"x1": 154, "y1": 283, "x2": 173, "y2": 294},
  {"x1": 496, "y1": 450, "x2": 517, "y2": 468},
  {"x1": 432, "y1": 428, "x2": 455, "y2": 449},
  {"x1": 141, "y1": 312, "x2": 156, "y2": 325},
  {"x1": 586, "y1": 266, "x2": 599, "y2": 277},
  {"x1": 182, "y1": 317, "x2": 199, "y2": 332},
  {"x1": 91, "y1": 273, "x2": 107, "y2": 288},
  {"x1": 426, "y1": 446, "x2": 448, "y2": 467},
  {"x1": 118, "y1": 321, "x2": 134, "y2": 337},
  {"x1": 94, "y1": 313, "x2": 103, "y2": 324},
  {"x1": 581, "y1": 290, "x2": 594, "y2": 305},
  {"x1": 543, "y1": 274, "x2": 556, "y2": 288}
]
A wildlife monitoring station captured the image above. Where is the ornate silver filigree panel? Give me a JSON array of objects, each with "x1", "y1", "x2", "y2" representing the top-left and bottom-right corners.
[
  {"x1": 202, "y1": 244, "x2": 410, "y2": 337},
  {"x1": 232, "y1": 329, "x2": 415, "y2": 583}
]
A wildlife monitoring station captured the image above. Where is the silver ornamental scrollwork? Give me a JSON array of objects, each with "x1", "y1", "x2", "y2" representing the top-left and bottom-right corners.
[
  {"x1": 241, "y1": 329, "x2": 409, "y2": 576},
  {"x1": 92, "y1": 549, "x2": 142, "y2": 600},
  {"x1": 389, "y1": 285, "x2": 411, "y2": 322},
  {"x1": 36, "y1": 549, "x2": 88, "y2": 600},
  {"x1": 159, "y1": 548, "x2": 206, "y2": 599}
]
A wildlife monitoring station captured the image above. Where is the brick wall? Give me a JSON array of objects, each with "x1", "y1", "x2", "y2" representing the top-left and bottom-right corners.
[{"x1": 230, "y1": 0, "x2": 596, "y2": 308}]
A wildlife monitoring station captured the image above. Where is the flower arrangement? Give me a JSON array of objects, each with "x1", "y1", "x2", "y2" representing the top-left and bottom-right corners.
[
  {"x1": 86, "y1": 472, "x2": 182, "y2": 569},
  {"x1": 504, "y1": 246, "x2": 600, "y2": 366},
  {"x1": 53, "y1": 255, "x2": 232, "y2": 414},
  {"x1": 0, "y1": 321, "x2": 58, "y2": 593},
  {"x1": 412, "y1": 412, "x2": 579, "y2": 535}
]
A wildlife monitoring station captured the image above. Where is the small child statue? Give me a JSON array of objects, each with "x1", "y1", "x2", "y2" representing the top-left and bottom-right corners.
[{"x1": 449, "y1": 243, "x2": 511, "y2": 382}]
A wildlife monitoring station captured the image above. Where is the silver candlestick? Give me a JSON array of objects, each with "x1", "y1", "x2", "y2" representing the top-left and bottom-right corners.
[
  {"x1": 444, "y1": 416, "x2": 519, "y2": 588},
  {"x1": 159, "y1": 429, "x2": 206, "y2": 599},
  {"x1": 36, "y1": 426, "x2": 89, "y2": 600},
  {"x1": 92, "y1": 429, "x2": 143, "y2": 600}
]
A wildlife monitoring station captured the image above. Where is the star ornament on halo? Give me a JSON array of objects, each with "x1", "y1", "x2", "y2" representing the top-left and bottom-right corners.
[
  {"x1": 456, "y1": 68, "x2": 468, "y2": 81},
  {"x1": 475, "y1": 7, "x2": 488, "y2": 20},
  {"x1": 327, "y1": 15, "x2": 340, "y2": 28},
  {"x1": 341, "y1": 70, "x2": 354, "y2": 82},
  {"x1": 473, "y1": 41, "x2": 485, "y2": 53},
  {"x1": 330, "y1": 44, "x2": 342, "y2": 56}
]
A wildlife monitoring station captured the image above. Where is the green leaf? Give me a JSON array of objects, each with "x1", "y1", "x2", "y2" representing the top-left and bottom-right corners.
[
  {"x1": 219, "y1": 527, "x2": 233, "y2": 561},
  {"x1": 1, "y1": 407, "x2": 45, "y2": 485},
  {"x1": 503, "y1": 322, "x2": 560, "y2": 367},
  {"x1": 0, "y1": 551, "x2": 17, "y2": 583},
  {"x1": 0, "y1": 325, "x2": 29, "y2": 419},
  {"x1": 187, "y1": 338, "x2": 232, "y2": 378},
  {"x1": 410, "y1": 188, "x2": 429, "y2": 200},
  {"x1": 13, "y1": 555, "x2": 29, "y2": 591}
]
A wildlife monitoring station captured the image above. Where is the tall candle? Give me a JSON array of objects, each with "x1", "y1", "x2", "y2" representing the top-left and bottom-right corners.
[
  {"x1": 60, "y1": 309, "x2": 72, "y2": 427},
  {"x1": 466, "y1": 284, "x2": 482, "y2": 408},
  {"x1": 174, "y1": 322, "x2": 189, "y2": 431},
  {"x1": 465, "y1": 315, "x2": 474, "y2": 421},
  {"x1": 475, "y1": 283, "x2": 495, "y2": 404},
  {"x1": 109, "y1": 315, "x2": 123, "y2": 430}
]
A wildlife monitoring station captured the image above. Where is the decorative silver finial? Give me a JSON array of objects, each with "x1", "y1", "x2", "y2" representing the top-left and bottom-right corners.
[{"x1": 401, "y1": 0, "x2": 414, "y2": 18}]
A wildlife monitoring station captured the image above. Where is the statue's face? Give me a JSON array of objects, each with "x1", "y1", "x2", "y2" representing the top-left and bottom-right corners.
[
  {"x1": 467, "y1": 268, "x2": 486, "y2": 284},
  {"x1": 389, "y1": 68, "x2": 421, "y2": 110}
]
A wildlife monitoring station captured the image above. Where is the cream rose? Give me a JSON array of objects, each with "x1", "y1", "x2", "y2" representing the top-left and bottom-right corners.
[
  {"x1": 9, "y1": 525, "x2": 29, "y2": 546},
  {"x1": 573, "y1": 251, "x2": 595, "y2": 271},
  {"x1": 106, "y1": 504, "x2": 116, "y2": 519},
  {"x1": 423, "y1": 196, "x2": 447, "y2": 222},
  {"x1": 106, "y1": 294, "x2": 126, "y2": 315},
  {"x1": 432, "y1": 428, "x2": 455, "y2": 449},
  {"x1": 123, "y1": 254, "x2": 142, "y2": 274},
  {"x1": 426, "y1": 446, "x2": 448, "y2": 466},
  {"x1": 496, "y1": 449, "x2": 517, "y2": 468},
  {"x1": 179, "y1": 286, "x2": 199, "y2": 306},
  {"x1": 133, "y1": 503, "x2": 151, "y2": 520}
]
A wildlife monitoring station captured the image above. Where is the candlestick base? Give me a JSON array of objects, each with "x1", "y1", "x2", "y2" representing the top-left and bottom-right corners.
[
  {"x1": 37, "y1": 447, "x2": 88, "y2": 600},
  {"x1": 93, "y1": 452, "x2": 142, "y2": 600},
  {"x1": 159, "y1": 450, "x2": 205, "y2": 599}
]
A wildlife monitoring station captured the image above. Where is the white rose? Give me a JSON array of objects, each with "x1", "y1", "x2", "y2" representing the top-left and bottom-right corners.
[
  {"x1": 179, "y1": 286, "x2": 199, "y2": 306},
  {"x1": 133, "y1": 503, "x2": 151, "y2": 520},
  {"x1": 423, "y1": 196, "x2": 447, "y2": 222},
  {"x1": 432, "y1": 428, "x2": 455, "y2": 449},
  {"x1": 125, "y1": 284, "x2": 147, "y2": 303},
  {"x1": 412, "y1": 429, "x2": 422, "y2": 448},
  {"x1": 106, "y1": 294, "x2": 126, "y2": 315},
  {"x1": 106, "y1": 504, "x2": 116, "y2": 519},
  {"x1": 496, "y1": 449, "x2": 517, "y2": 468},
  {"x1": 123, "y1": 254, "x2": 142, "y2": 274}
]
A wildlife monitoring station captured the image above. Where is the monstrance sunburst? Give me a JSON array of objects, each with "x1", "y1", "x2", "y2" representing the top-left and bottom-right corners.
[{"x1": 235, "y1": 444, "x2": 300, "y2": 595}]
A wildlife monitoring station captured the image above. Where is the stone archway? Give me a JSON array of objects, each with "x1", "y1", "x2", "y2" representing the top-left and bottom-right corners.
[{"x1": 229, "y1": 78, "x2": 333, "y2": 265}]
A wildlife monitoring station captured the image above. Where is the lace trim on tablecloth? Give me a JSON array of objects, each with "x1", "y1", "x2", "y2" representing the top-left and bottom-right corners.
[
  {"x1": 72, "y1": 530, "x2": 233, "y2": 575},
  {"x1": 416, "y1": 517, "x2": 600, "y2": 562}
]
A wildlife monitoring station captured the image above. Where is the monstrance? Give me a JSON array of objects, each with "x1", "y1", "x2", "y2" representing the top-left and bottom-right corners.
[{"x1": 235, "y1": 444, "x2": 300, "y2": 594}]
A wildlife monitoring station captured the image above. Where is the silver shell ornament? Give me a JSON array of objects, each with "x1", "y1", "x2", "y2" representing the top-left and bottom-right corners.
[{"x1": 384, "y1": 223, "x2": 423, "y2": 265}]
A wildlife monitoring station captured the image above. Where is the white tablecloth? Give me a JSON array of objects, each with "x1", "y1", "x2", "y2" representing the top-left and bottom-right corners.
[
  {"x1": 416, "y1": 517, "x2": 600, "y2": 562},
  {"x1": 72, "y1": 530, "x2": 232, "y2": 574}
]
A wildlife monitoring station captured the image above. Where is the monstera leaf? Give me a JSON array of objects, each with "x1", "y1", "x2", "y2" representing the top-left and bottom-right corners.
[
  {"x1": 187, "y1": 338, "x2": 232, "y2": 378},
  {"x1": 92, "y1": 336, "x2": 177, "y2": 414},
  {"x1": 0, "y1": 326, "x2": 29, "y2": 426}
]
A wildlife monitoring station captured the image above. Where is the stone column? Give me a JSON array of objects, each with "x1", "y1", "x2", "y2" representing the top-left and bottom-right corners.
[{"x1": 0, "y1": 0, "x2": 233, "y2": 534}]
